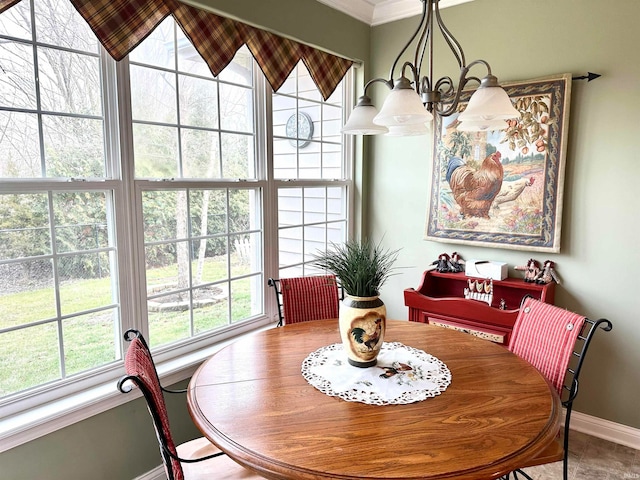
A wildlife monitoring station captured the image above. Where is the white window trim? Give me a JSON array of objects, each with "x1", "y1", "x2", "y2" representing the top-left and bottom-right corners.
[{"x1": 0, "y1": 317, "x2": 273, "y2": 453}]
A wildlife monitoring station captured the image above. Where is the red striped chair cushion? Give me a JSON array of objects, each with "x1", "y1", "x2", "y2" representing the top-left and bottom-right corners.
[
  {"x1": 508, "y1": 297, "x2": 586, "y2": 395},
  {"x1": 280, "y1": 275, "x2": 339, "y2": 325}
]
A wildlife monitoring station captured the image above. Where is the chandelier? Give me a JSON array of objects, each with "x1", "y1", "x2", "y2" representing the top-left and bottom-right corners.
[{"x1": 342, "y1": 0, "x2": 520, "y2": 136}]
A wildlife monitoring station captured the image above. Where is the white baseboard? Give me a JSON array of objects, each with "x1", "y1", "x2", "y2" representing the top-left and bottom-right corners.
[
  {"x1": 135, "y1": 412, "x2": 640, "y2": 480},
  {"x1": 570, "y1": 411, "x2": 640, "y2": 450},
  {"x1": 134, "y1": 466, "x2": 165, "y2": 480}
]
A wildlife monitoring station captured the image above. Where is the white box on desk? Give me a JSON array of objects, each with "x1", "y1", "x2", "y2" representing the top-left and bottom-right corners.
[{"x1": 465, "y1": 260, "x2": 508, "y2": 281}]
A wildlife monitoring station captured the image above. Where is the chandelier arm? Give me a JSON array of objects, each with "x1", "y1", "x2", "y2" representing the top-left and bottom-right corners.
[
  {"x1": 363, "y1": 77, "x2": 394, "y2": 96},
  {"x1": 388, "y1": 0, "x2": 428, "y2": 82},
  {"x1": 432, "y1": 56, "x2": 494, "y2": 116},
  {"x1": 433, "y1": 0, "x2": 466, "y2": 68},
  {"x1": 432, "y1": 67, "x2": 473, "y2": 117},
  {"x1": 400, "y1": 61, "x2": 421, "y2": 93},
  {"x1": 414, "y1": 0, "x2": 433, "y2": 81},
  {"x1": 433, "y1": 76, "x2": 454, "y2": 98},
  {"x1": 466, "y1": 58, "x2": 493, "y2": 76}
]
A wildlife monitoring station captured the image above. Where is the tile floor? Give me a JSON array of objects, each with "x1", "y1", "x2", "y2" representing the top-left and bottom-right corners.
[{"x1": 520, "y1": 430, "x2": 640, "y2": 479}]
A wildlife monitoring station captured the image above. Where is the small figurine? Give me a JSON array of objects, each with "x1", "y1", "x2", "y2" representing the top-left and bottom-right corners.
[
  {"x1": 535, "y1": 260, "x2": 561, "y2": 285},
  {"x1": 427, "y1": 252, "x2": 466, "y2": 274},
  {"x1": 515, "y1": 258, "x2": 540, "y2": 283},
  {"x1": 432, "y1": 253, "x2": 451, "y2": 273},
  {"x1": 448, "y1": 251, "x2": 465, "y2": 273}
]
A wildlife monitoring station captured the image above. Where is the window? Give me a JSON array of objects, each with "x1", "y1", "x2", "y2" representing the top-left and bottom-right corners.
[
  {"x1": 130, "y1": 19, "x2": 264, "y2": 348},
  {"x1": 272, "y1": 65, "x2": 350, "y2": 278},
  {"x1": 0, "y1": 0, "x2": 120, "y2": 399},
  {"x1": 0, "y1": 0, "x2": 352, "y2": 431}
]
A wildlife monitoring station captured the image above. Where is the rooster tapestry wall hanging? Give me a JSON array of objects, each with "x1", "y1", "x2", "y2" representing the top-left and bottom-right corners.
[{"x1": 425, "y1": 73, "x2": 571, "y2": 253}]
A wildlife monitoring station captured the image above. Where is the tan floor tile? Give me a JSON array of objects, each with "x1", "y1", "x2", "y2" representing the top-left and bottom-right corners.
[{"x1": 509, "y1": 430, "x2": 639, "y2": 480}]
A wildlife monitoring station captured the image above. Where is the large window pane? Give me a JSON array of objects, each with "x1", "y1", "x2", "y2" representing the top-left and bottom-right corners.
[
  {"x1": 131, "y1": 25, "x2": 255, "y2": 181},
  {"x1": 0, "y1": 188, "x2": 118, "y2": 398},
  {"x1": 142, "y1": 187, "x2": 263, "y2": 347}
]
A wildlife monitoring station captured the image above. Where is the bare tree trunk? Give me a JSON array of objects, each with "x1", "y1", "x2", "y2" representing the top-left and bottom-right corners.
[
  {"x1": 176, "y1": 190, "x2": 190, "y2": 289},
  {"x1": 195, "y1": 190, "x2": 210, "y2": 285}
]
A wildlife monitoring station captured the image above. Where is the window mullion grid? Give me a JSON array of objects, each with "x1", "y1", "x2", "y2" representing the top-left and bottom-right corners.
[
  {"x1": 28, "y1": 3, "x2": 47, "y2": 178},
  {"x1": 225, "y1": 189, "x2": 232, "y2": 322},
  {"x1": 46, "y1": 190, "x2": 66, "y2": 379}
]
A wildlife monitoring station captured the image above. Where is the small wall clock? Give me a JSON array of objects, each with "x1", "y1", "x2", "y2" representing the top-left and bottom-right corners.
[{"x1": 286, "y1": 112, "x2": 314, "y2": 148}]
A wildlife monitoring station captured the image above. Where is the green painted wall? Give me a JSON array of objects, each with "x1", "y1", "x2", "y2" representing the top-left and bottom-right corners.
[
  {"x1": 370, "y1": 0, "x2": 639, "y2": 430},
  {"x1": 0, "y1": 380, "x2": 197, "y2": 480},
  {"x1": 190, "y1": 0, "x2": 369, "y2": 63},
  {"x1": 0, "y1": 1, "x2": 369, "y2": 479}
]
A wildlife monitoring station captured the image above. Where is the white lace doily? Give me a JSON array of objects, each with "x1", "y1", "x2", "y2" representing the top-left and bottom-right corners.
[{"x1": 301, "y1": 342, "x2": 451, "y2": 405}]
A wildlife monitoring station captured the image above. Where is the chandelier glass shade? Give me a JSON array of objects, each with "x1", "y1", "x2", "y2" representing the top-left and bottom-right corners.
[
  {"x1": 372, "y1": 78, "x2": 434, "y2": 127},
  {"x1": 342, "y1": 0, "x2": 520, "y2": 136},
  {"x1": 341, "y1": 95, "x2": 390, "y2": 134},
  {"x1": 385, "y1": 122, "x2": 431, "y2": 136}
]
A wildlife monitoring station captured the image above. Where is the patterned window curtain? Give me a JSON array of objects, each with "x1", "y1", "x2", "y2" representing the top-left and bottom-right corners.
[{"x1": 0, "y1": 0, "x2": 353, "y2": 100}]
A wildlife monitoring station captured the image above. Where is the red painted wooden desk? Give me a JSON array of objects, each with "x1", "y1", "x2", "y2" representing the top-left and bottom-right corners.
[{"x1": 187, "y1": 319, "x2": 560, "y2": 480}]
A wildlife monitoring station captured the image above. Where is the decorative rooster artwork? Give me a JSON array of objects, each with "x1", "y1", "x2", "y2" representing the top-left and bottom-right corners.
[
  {"x1": 425, "y1": 74, "x2": 571, "y2": 253},
  {"x1": 351, "y1": 317, "x2": 383, "y2": 352},
  {"x1": 446, "y1": 152, "x2": 504, "y2": 219}
]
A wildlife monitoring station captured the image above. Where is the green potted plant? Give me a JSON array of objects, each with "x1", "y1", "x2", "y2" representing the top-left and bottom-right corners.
[
  {"x1": 311, "y1": 238, "x2": 400, "y2": 298},
  {"x1": 311, "y1": 239, "x2": 400, "y2": 367}
]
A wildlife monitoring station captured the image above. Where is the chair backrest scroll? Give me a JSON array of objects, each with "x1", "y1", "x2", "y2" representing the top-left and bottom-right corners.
[{"x1": 118, "y1": 329, "x2": 183, "y2": 480}]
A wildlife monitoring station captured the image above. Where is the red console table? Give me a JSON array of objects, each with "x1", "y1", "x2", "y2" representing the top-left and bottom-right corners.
[{"x1": 404, "y1": 270, "x2": 555, "y2": 345}]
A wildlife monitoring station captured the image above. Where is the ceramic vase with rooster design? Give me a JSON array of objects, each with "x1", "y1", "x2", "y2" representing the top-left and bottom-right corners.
[{"x1": 339, "y1": 295, "x2": 386, "y2": 367}]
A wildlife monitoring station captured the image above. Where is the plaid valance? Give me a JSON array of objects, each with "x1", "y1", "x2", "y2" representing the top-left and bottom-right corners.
[{"x1": 0, "y1": 0, "x2": 353, "y2": 100}]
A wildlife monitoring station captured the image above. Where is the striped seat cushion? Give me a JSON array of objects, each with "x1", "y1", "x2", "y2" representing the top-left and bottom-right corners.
[
  {"x1": 508, "y1": 297, "x2": 586, "y2": 395},
  {"x1": 280, "y1": 275, "x2": 339, "y2": 325}
]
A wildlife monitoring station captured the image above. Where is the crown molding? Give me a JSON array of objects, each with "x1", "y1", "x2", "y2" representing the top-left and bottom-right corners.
[{"x1": 315, "y1": 0, "x2": 476, "y2": 26}]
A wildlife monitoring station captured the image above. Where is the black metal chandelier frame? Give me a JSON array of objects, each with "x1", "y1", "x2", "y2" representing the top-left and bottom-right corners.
[{"x1": 364, "y1": 0, "x2": 498, "y2": 117}]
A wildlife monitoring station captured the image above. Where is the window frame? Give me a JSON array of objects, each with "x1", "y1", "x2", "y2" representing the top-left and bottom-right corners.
[{"x1": 0, "y1": 11, "x2": 354, "y2": 451}]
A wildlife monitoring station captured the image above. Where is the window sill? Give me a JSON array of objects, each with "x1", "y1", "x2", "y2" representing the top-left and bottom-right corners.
[{"x1": 0, "y1": 321, "x2": 274, "y2": 453}]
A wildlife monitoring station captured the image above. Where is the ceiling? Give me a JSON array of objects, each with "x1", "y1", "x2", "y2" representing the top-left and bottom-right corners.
[{"x1": 314, "y1": 0, "x2": 475, "y2": 26}]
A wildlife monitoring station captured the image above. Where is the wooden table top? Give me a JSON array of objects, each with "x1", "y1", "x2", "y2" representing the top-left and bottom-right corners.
[{"x1": 187, "y1": 319, "x2": 561, "y2": 480}]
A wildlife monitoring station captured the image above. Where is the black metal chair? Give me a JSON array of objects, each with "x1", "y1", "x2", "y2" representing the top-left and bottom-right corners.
[
  {"x1": 501, "y1": 297, "x2": 612, "y2": 480},
  {"x1": 117, "y1": 329, "x2": 261, "y2": 480},
  {"x1": 268, "y1": 275, "x2": 341, "y2": 326}
]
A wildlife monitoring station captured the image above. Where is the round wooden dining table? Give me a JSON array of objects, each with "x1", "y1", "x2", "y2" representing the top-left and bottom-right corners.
[{"x1": 187, "y1": 319, "x2": 561, "y2": 480}]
